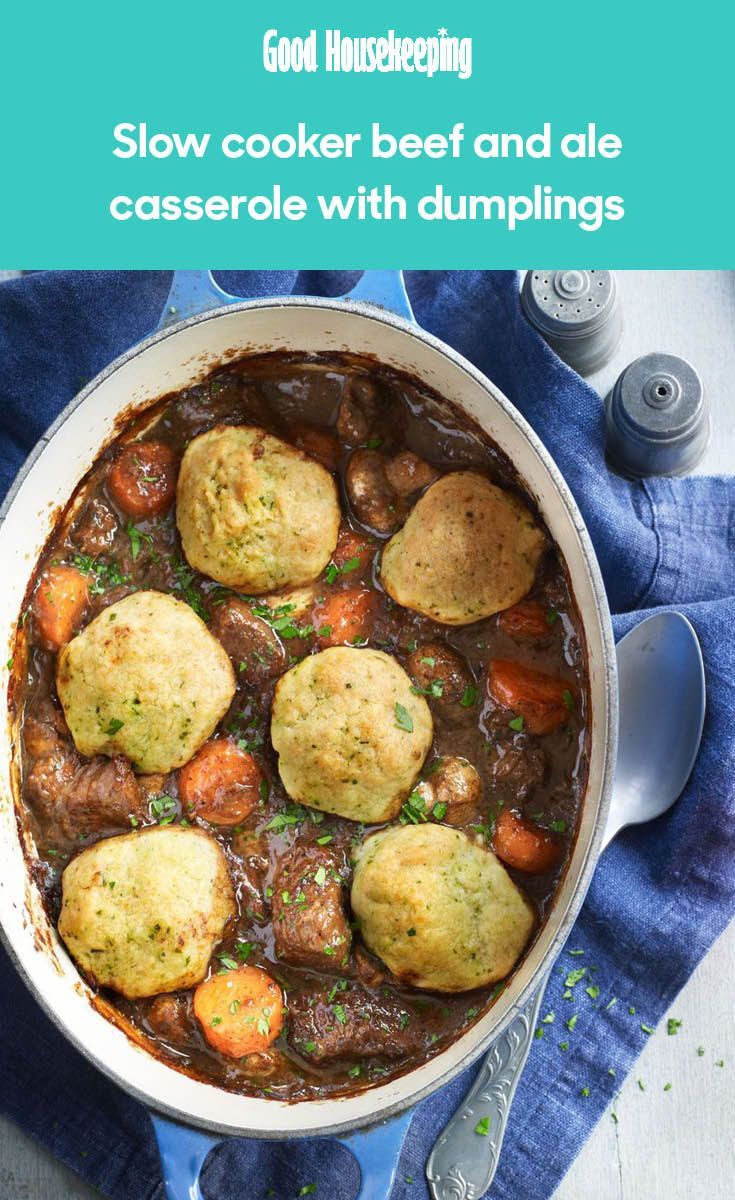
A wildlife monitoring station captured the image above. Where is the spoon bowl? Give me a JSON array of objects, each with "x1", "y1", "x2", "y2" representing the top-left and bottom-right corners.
[{"x1": 603, "y1": 611, "x2": 706, "y2": 850}]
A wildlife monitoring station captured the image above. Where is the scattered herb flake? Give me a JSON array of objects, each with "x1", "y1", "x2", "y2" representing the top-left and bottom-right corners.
[
  {"x1": 394, "y1": 702, "x2": 414, "y2": 732},
  {"x1": 460, "y1": 683, "x2": 478, "y2": 708},
  {"x1": 474, "y1": 1116, "x2": 491, "y2": 1136}
]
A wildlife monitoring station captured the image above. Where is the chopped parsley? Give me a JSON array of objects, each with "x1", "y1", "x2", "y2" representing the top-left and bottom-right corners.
[
  {"x1": 562, "y1": 689, "x2": 575, "y2": 711},
  {"x1": 474, "y1": 1116, "x2": 491, "y2": 1136},
  {"x1": 71, "y1": 553, "x2": 129, "y2": 595},
  {"x1": 125, "y1": 521, "x2": 155, "y2": 562},
  {"x1": 394, "y1": 702, "x2": 414, "y2": 732},
  {"x1": 667, "y1": 1017, "x2": 683, "y2": 1036},
  {"x1": 235, "y1": 941, "x2": 255, "y2": 962},
  {"x1": 172, "y1": 557, "x2": 207, "y2": 619},
  {"x1": 332, "y1": 1003, "x2": 348, "y2": 1025},
  {"x1": 460, "y1": 683, "x2": 478, "y2": 708},
  {"x1": 251, "y1": 600, "x2": 312, "y2": 640},
  {"x1": 431, "y1": 802, "x2": 448, "y2": 821},
  {"x1": 314, "y1": 866, "x2": 327, "y2": 887},
  {"x1": 508, "y1": 715, "x2": 525, "y2": 732},
  {"x1": 566, "y1": 1014, "x2": 578, "y2": 1032},
  {"x1": 104, "y1": 717, "x2": 124, "y2": 736},
  {"x1": 565, "y1": 967, "x2": 587, "y2": 988},
  {"x1": 549, "y1": 819, "x2": 567, "y2": 833},
  {"x1": 411, "y1": 679, "x2": 444, "y2": 699},
  {"x1": 400, "y1": 790, "x2": 427, "y2": 824},
  {"x1": 325, "y1": 556, "x2": 361, "y2": 584},
  {"x1": 149, "y1": 795, "x2": 177, "y2": 825}
]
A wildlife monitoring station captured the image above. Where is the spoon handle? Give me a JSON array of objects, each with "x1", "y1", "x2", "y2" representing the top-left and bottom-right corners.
[{"x1": 426, "y1": 987, "x2": 545, "y2": 1199}]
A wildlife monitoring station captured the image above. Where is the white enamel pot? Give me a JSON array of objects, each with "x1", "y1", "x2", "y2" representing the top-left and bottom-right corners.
[{"x1": 0, "y1": 271, "x2": 617, "y2": 1199}]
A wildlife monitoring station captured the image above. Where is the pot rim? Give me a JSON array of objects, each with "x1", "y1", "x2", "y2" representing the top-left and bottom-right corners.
[{"x1": 0, "y1": 292, "x2": 618, "y2": 1138}]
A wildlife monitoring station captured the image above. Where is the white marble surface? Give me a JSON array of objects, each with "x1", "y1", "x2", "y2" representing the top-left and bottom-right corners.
[{"x1": 0, "y1": 270, "x2": 732, "y2": 1199}]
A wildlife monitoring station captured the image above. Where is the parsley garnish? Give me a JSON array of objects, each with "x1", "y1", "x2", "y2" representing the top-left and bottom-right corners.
[
  {"x1": 474, "y1": 1116, "x2": 491, "y2": 1136},
  {"x1": 411, "y1": 679, "x2": 444, "y2": 698},
  {"x1": 460, "y1": 683, "x2": 478, "y2": 708},
  {"x1": 125, "y1": 521, "x2": 156, "y2": 562},
  {"x1": 508, "y1": 715, "x2": 525, "y2": 732},
  {"x1": 172, "y1": 557, "x2": 207, "y2": 620},
  {"x1": 400, "y1": 790, "x2": 427, "y2": 824},
  {"x1": 667, "y1": 1017, "x2": 682, "y2": 1036},
  {"x1": 71, "y1": 554, "x2": 130, "y2": 596},
  {"x1": 394, "y1": 702, "x2": 413, "y2": 732},
  {"x1": 150, "y1": 795, "x2": 177, "y2": 825},
  {"x1": 104, "y1": 717, "x2": 124, "y2": 736}
]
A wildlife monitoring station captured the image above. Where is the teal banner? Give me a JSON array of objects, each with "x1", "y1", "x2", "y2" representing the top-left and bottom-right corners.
[{"x1": 1, "y1": 0, "x2": 731, "y2": 266}]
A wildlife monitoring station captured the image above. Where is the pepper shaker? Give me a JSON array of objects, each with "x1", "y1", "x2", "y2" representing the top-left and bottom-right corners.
[
  {"x1": 605, "y1": 352, "x2": 709, "y2": 477},
  {"x1": 521, "y1": 270, "x2": 622, "y2": 375}
]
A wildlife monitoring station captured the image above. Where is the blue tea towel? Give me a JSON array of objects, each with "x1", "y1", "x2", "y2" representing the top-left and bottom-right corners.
[{"x1": 0, "y1": 271, "x2": 733, "y2": 1200}]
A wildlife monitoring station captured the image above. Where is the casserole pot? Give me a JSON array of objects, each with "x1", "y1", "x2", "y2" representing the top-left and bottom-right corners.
[{"x1": 0, "y1": 270, "x2": 617, "y2": 1198}]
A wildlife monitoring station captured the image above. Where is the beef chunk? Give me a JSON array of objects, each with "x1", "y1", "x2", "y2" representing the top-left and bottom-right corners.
[
  {"x1": 288, "y1": 984, "x2": 423, "y2": 1063},
  {"x1": 336, "y1": 376, "x2": 379, "y2": 445},
  {"x1": 66, "y1": 757, "x2": 144, "y2": 835},
  {"x1": 232, "y1": 830, "x2": 270, "y2": 921},
  {"x1": 353, "y1": 944, "x2": 388, "y2": 990},
  {"x1": 72, "y1": 499, "x2": 118, "y2": 557},
  {"x1": 209, "y1": 597, "x2": 286, "y2": 685},
  {"x1": 272, "y1": 843, "x2": 351, "y2": 971},
  {"x1": 489, "y1": 740, "x2": 547, "y2": 801},
  {"x1": 23, "y1": 706, "x2": 146, "y2": 839}
]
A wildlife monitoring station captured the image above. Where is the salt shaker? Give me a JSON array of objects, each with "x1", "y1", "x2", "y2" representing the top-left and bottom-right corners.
[{"x1": 521, "y1": 270, "x2": 622, "y2": 375}]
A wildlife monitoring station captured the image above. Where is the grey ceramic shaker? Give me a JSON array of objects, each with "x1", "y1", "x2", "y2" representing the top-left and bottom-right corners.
[{"x1": 521, "y1": 269, "x2": 622, "y2": 374}]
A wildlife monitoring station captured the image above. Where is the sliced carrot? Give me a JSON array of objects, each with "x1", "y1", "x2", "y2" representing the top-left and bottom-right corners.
[
  {"x1": 498, "y1": 600, "x2": 553, "y2": 642},
  {"x1": 107, "y1": 441, "x2": 177, "y2": 519},
  {"x1": 313, "y1": 586, "x2": 376, "y2": 647},
  {"x1": 291, "y1": 425, "x2": 341, "y2": 472},
  {"x1": 331, "y1": 527, "x2": 375, "y2": 575},
  {"x1": 492, "y1": 807, "x2": 562, "y2": 873},
  {"x1": 178, "y1": 739, "x2": 264, "y2": 826},
  {"x1": 488, "y1": 659, "x2": 574, "y2": 735},
  {"x1": 193, "y1": 966, "x2": 283, "y2": 1058},
  {"x1": 33, "y1": 564, "x2": 89, "y2": 649}
]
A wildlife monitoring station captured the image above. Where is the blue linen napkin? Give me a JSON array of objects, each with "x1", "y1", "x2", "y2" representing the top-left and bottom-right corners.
[{"x1": 0, "y1": 271, "x2": 733, "y2": 1200}]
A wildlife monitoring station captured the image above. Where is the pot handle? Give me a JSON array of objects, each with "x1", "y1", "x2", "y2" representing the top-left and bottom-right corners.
[
  {"x1": 151, "y1": 1107, "x2": 414, "y2": 1200},
  {"x1": 156, "y1": 270, "x2": 415, "y2": 330}
]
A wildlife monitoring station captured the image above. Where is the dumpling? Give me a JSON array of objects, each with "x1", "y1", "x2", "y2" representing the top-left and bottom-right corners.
[
  {"x1": 270, "y1": 646, "x2": 433, "y2": 823},
  {"x1": 351, "y1": 823, "x2": 534, "y2": 991},
  {"x1": 58, "y1": 827, "x2": 235, "y2": 999},
  {"x1": 176, "y1": 425, "x2": 340, "y2": 592},
  {"x1": 380, "y1": 471, "x2": 545, "y2": 625},
  {"x1": 56, "y1": 590, "x2": 235, "y2": 774}
]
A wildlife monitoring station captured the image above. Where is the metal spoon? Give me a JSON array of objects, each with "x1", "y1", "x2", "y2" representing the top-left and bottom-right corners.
[{"x1": 426, "y1": 611, "x2": 706, "y2": 1200}]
